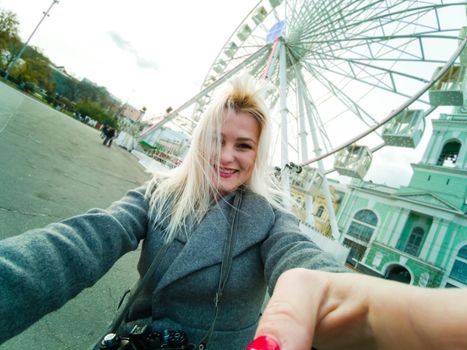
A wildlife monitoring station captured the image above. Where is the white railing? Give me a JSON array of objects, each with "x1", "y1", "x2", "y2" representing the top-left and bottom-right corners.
[{"x1": 300, "y1": 223, "x2": 349, "y2": 265}]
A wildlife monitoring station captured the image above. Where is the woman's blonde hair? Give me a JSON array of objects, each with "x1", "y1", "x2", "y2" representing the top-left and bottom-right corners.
[{"x1": 146, "y1": 73, "x2": 283, "y2": 242}]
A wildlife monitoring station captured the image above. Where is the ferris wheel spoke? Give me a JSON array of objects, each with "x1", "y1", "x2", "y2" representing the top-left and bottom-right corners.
[
  {"x1": 301, "y1": 61, "x2": 383, "y2": 134},
  {"x1": 302, "y1": 54, "x2": 430, "y2": 104},
  {"x1": 300, "y1": 61, "x2": 409, "y2": 101},
  {"x1": 291, "y1": 71, "x2": 336, "y2": 153},
  {"x1": 312, "y1": 51, "x2": 430, "y2": 84},
  {"x1": 304, "y1": 2, "x2": 457, "y2": 45},
  {"x1": 308, "y1": 31, "x2": 459, "y2": 61},
  {"x1": 155, "y1": 46, "x2": 270, "y2": 130},
  {"x1": 295, "y1": 0, "x2": 380, "y2": 37},
  {"x1": 335, "y1": 4, "x2": 447, "y2": 34}
]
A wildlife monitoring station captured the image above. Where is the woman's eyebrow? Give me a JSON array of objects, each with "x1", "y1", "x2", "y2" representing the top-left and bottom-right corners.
[
  {"x1": 237, "y1": 137, "x2": 257, "y2": 145},
  {"x1": 220, "y1": 134, "x2": 257, "y2": 145}
]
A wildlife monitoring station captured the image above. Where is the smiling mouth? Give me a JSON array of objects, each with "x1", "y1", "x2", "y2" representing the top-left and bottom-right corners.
[{"x1": 215, "y1": 167, "x2": 238, "y2": 178}]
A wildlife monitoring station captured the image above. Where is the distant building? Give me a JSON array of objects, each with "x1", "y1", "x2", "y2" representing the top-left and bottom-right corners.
[
  {"x1": 336, "y1": 109, "x2": 467, "y2": 288},
  {"x1": 312, "y1": 182, "x2": 346, "y2": 238},
  {"x1": 287, "y1": 166, "x2": 345, "y2": 237},
  {"x1": 138, "y1": 126, "x2": 191, "y2": 168},
  {"x1": 142, "y1": 127, "x2": 190, "y2": 156},
  {"x1": 49, "y1": 65, "x2": 79, "y2": 99},
  {"x1": 119, "y1": 103, "x2": 145, "y2": 122}
]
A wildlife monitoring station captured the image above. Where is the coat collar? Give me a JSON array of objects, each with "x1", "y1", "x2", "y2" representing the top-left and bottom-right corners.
[{"x1": 155, "y1": 188, "x2": 275, "y2": 292}]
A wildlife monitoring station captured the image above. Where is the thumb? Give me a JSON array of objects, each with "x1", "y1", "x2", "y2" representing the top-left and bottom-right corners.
[{"x1": 247, "y1": 269, "x2": 328, "y2": 350}]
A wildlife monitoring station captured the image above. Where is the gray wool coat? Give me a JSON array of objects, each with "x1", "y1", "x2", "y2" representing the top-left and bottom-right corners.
[{"x1": 0, "y1": 185, "x2": 346, "y2": 349}]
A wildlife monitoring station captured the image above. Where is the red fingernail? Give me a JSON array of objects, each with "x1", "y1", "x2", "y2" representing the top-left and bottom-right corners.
[{"x1": 246, "y1": 335, "x2": 281, "y2": 350}]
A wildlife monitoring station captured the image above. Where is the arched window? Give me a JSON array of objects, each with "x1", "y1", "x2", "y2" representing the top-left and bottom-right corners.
[
  {"x1": 404, "y1": 226, "x2": 425, "y2": 256},
  {"x1": 437, "y1": 140, "x2": 461, "y2": 167},
  {"x1": 346, "y1": 209, "x2": 378, "y2": 243},
  {"x1": 316, "y1": 206, "x2": 324, "y2": 218},
  {"x1": 354, "y1": 209, "x2": 378, "y2": 225},
  {"x1": 447, "y1": 245, "x2": 467, "y2": 287}
]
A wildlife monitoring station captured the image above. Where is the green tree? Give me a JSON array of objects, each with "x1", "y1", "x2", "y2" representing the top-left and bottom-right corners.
[
  {"x1": 9, "y1": 46, "x2": 54, "y2": 92},
  {"x1": 76, "y1": 100, "x2": 118, "y2": 128},
  {"x1": 0, "y1": 9, "x2": 19, "y2": 55},
  {"x1": 74, "y1": 79, "x2": 119, "y2": 112}
]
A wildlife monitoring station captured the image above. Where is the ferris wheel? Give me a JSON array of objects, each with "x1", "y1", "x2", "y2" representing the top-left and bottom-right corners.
[{"x1": 146, "y1": 0, "x2": 467, "y2": 238}]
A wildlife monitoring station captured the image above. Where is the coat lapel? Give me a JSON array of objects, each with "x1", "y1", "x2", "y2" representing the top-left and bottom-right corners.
[{"x1": 155, "y1": 189, "x2": 275, "y2": 292}]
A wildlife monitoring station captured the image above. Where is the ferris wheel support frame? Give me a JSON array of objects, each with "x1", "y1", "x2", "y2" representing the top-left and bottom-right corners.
[
  {"x1": 279, "y1": 40, "x2": 292, "y2": 209},
  {"x1": 296, "y1": 67, "x2": 315, "y2": 226},
  {"x1": 298, "y1": 76, "x2": 341, "y2": 240},
  {"x1": 269, "y1": 35, "x2": 341, "y2": 239}
]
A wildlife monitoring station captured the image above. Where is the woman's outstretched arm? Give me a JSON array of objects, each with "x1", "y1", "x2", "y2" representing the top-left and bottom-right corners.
[{"x1": 0, "y1": 186, "x2": 149, "y2": 344}]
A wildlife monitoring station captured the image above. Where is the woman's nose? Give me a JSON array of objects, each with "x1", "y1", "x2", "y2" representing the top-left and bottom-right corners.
[{"x1": 220, "y1": 145, "x2": 235, "y2": 163}]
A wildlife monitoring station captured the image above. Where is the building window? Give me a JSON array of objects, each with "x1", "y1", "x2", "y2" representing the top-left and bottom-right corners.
[
  {"x1": 316, "y1": 206, "x2": 324, "y2": 218},
  {"x1": 346, "y1": 209, "x2": 378, "y2": 243},
  {"x1": 448, "y1": 245, "x2": 467, "y2": 285},
  {"x1": 343, "y1": 238, "x2": 367, "y2": 265},
  {"x1": 354, "y1": 209, "x2": 378, "y2": 226},
  {"x1": 344, "y1": 209, "x2": 378, "y2": 267},
  {"x1": 436, "y1": 140, "x2": 461, "y2": 167},
  {"x1": 404, "y1": 226, "x2": 425, "y2": 256}
]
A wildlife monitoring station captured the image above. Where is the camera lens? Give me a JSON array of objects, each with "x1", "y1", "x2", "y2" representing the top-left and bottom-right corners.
[{"x1": 100, "y1": 333, "x2": 121, "y2": 349}]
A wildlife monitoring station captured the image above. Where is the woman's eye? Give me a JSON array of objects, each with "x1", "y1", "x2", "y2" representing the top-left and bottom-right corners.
[{"x1": 238, "y1": 143, "x2": 252, "y2": 149}]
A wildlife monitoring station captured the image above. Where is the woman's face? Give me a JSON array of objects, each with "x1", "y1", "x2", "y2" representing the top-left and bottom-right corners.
[{"x1": 212, "y1": 109, "x2": 260, "y2": 197}]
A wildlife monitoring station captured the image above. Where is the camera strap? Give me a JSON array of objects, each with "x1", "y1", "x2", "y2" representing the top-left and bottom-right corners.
[
  {"x1": 197, "y1": 186, "x2": 244, "y2": 349},
  {"x1": 107, "y1": 242, "x2": 171, "y2": 334}
]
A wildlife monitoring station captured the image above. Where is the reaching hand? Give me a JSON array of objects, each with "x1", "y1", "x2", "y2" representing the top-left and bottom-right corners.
[{"x1": 247, "y1": 268, "x2": 467, "y2": 350}]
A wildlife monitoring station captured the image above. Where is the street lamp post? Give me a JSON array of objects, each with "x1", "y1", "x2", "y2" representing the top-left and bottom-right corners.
[{"x1": 4, "y1": 0, "x2": 59, "y2": 80}]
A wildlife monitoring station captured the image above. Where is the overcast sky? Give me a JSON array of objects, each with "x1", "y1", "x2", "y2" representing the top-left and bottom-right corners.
[
  {"x1": 0, "y1": 0, "x2": 255, "y2": 118},
  {"x1": 1, "y1": 0, "x2": 464, "y2": 188}
]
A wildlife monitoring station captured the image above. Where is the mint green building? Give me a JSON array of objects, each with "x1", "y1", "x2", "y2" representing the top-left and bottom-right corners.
[{"x1": 336, "y1": 109, "x2": 467, "y2": 288}]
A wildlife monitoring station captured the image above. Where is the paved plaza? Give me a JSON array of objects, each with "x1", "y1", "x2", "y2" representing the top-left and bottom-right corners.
[{"x1": 0, "y1": 82, "x2": 151, "y2": 349}]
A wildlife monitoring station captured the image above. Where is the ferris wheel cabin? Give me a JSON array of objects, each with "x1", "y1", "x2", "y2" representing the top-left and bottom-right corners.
[
  {"x1": 428, "y1": 65, "x2": 466, "y2": 106},
  {"x1": 287, "y1": 165, "x2": 324, "y2": 195},
  {"x1": 382, "y1": 109, "x2": 425, "y2": 148},
  {"x1": 334, "y1": 145, "x2": 372, "y2": 179}
]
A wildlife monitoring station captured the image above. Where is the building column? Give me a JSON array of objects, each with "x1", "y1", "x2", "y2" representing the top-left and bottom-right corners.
[
  {"x1": 425, "y1": 131, "x2": 444, "y2": 165},
  {"x1": 381, "y1": 207, "x2": 401, "y2": 244},
  {"x1": 388, "y1": 209, "x2": 410, "y2": 248},
  {"x1": 304, "y1": 194, "x2": 314, "y2": 226},
  {"x1": 456, "y1": 140, "x2": 467, "y2": 168},
  {"x1": 419, "y1": 218, "x2": 441, "y2": 261},
  {"x1": 427, "y1": 219, "x2": 449, "y2": 265}
]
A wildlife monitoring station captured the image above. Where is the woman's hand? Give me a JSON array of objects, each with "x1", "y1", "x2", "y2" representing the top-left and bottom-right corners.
[{"x1": 247, "y1": 268, "x2": 467, "y2": 350}]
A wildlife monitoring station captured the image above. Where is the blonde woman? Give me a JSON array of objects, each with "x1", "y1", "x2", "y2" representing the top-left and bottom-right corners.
[{"x1": 0, "y1": 74, "x2": 345, "y2": 349}]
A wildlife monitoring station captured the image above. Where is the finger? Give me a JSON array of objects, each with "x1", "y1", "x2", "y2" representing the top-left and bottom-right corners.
[{"x1": 249, "y1": 268, "x2": 329, "y2": 350}]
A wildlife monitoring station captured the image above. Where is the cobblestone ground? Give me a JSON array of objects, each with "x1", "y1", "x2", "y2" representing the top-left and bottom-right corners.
[{"x1": 0, "y1": 82, "x2": 151, "y2": 349}]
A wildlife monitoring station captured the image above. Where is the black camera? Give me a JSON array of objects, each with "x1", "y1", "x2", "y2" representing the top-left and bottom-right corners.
[{"x1": 99, "y1": 324, "x2": 196, "y2": 350}]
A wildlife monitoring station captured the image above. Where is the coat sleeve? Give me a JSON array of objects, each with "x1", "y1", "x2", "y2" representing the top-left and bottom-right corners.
[
  {"x1": 0, "y1": 186, "x2": 149, "y2": 344},
  {"x1": 260, "y1": 208, "x2": 349, "y2": 294}
]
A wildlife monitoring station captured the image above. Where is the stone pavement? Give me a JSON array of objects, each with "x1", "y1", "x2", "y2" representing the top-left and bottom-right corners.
[{"x1": 0, "y1": 82, "x2": 151, "y2": 349}]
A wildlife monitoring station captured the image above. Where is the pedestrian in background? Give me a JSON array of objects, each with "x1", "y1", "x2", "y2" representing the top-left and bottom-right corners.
[
  {"x1": 100, "y1": 124, "x2": 109, "y2": 139},
  {"x1": 103, "y1": 126, "x2": 115, "y2": 147}
]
